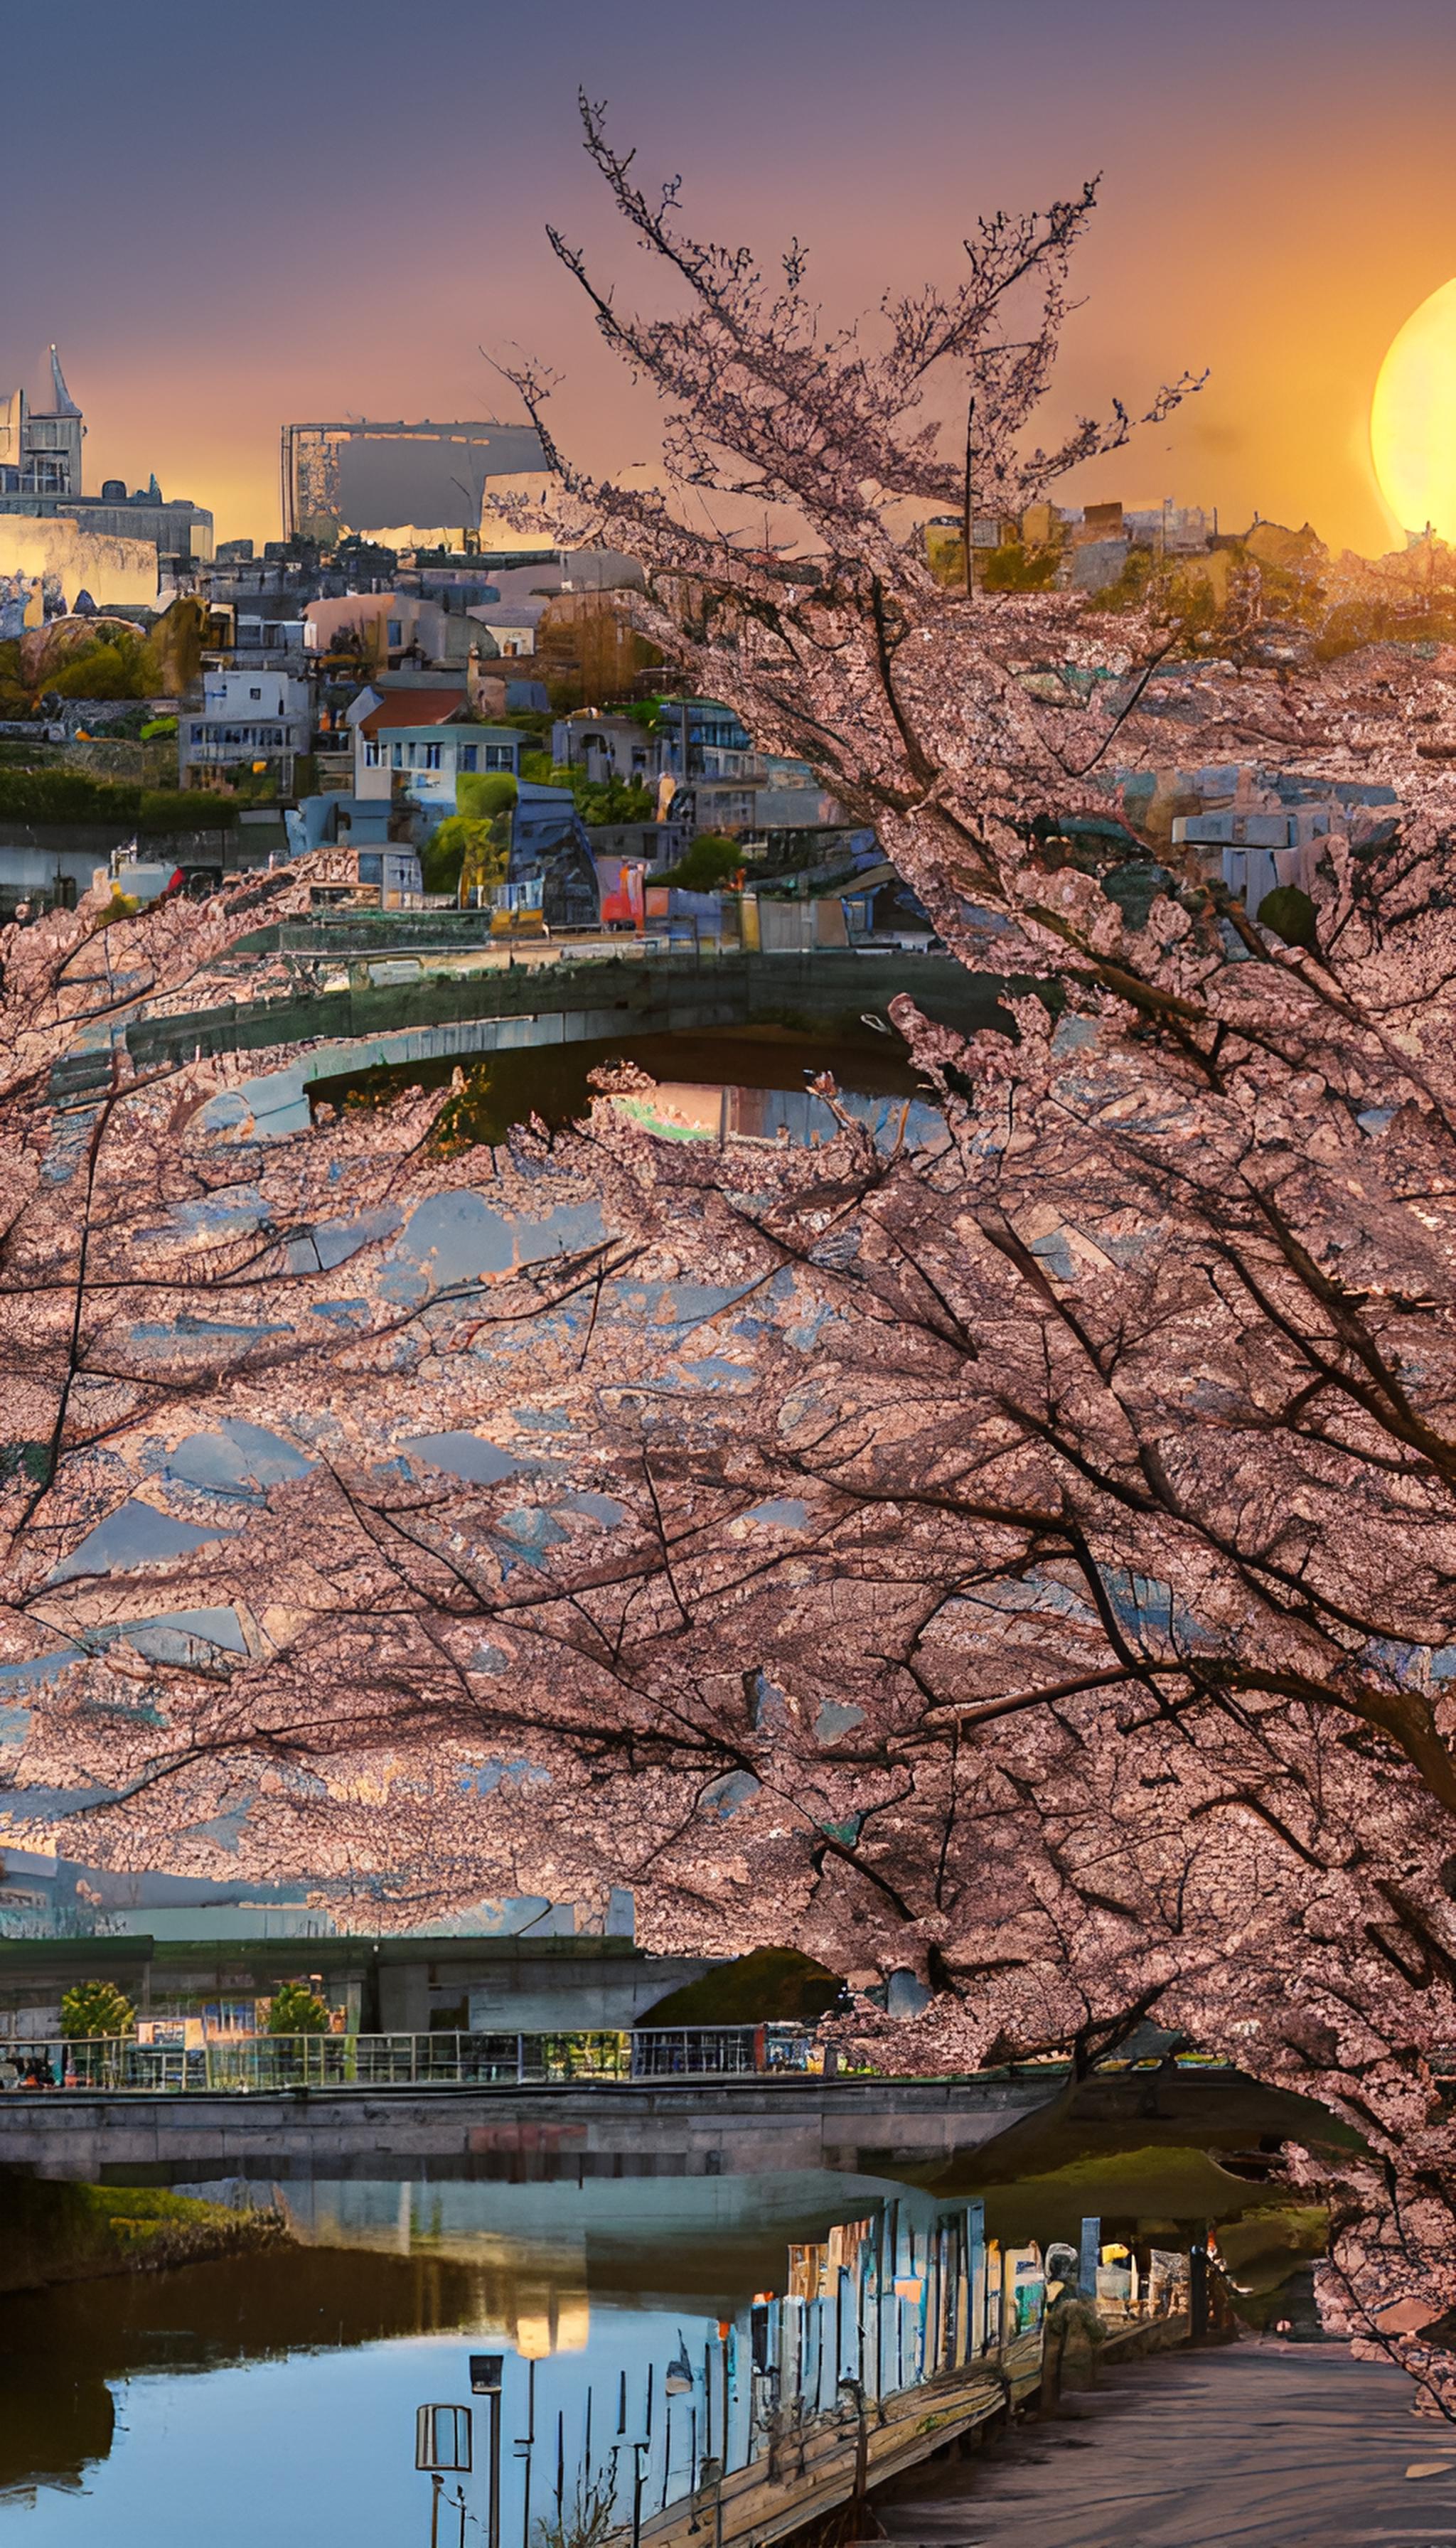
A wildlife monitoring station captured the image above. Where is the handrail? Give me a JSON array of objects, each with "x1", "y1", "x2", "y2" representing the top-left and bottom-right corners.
[{"x1": 0, "y1": 2022, "x2": 821, "y2": 2094}]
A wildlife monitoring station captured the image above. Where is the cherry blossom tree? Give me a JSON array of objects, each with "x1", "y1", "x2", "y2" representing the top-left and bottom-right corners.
[{"x1": 10, "y1": 117, "x2": 1456, "y2": 2403}]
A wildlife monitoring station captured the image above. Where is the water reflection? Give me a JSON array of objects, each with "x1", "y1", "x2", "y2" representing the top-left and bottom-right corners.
[
  {"x1": 0, "y1": 2170, "x2": 1039, "y2": 2548},
  {"x1": 0, "y1": 2244, "x2": 497, "y2": 2504},
  {"x1": 307, "y1": 1025, "x2": 939, "y2": 1152}
]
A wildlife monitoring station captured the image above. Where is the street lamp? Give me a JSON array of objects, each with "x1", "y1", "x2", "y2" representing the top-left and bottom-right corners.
[
  {"x1": 471, "y1": 2352, "x2": 505, "y2": 2548},
  {"x1": 416, "y1": 2405, "x2": 473, "y2": 2548}
]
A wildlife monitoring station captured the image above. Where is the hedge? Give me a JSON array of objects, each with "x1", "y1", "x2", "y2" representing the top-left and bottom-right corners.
[{"x1": 0, "y1": 770, "x2": 237, "y2": 831}]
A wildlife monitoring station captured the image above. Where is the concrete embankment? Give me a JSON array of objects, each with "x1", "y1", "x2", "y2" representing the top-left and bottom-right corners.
[
  {"x1": 122, "y1": 948, "x2": 1017, "y2": 1077},
  {"x1": 0, "y1": 2171, "x2": 288, "y2": 2293}
]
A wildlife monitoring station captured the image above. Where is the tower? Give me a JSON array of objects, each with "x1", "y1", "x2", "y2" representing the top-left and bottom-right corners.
[{"x1": 21, "y1": 348, "x2": 84, "y2": 496}]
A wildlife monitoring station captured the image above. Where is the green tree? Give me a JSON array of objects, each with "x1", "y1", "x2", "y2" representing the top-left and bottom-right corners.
[
  {"x1": 456, "y1": 769, "x2": 518, "y2": 823},
  {"x1": 422, "y1": 814, "x2": 510, "y2": 898},
  {"x1": 266, "y1": 1982, "x2": 331, "y2": 2035},
  {"x1": 518, "y1": 751, "x2": 573, "y2": 788},
  {"x1": 513, "y1": 756, "x2": 654, "y2": 827},
  {"x1": 61, "y1": 1980, "x2": 136, "y2": 2038},
  {"x1": 46, "y1": 636, "x2": 151, "y2": 701},
  {"x1": 574, "y1": 771, "x2": 655, "y2": 825},
  {"x1": 659, "y1": 832, "x2": 742, "y2": 891}
]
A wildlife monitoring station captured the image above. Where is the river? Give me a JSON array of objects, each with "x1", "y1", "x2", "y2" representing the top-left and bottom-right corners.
[
  {"x1": 0, "y1": 2121, "x2": 1323, "y2": 2547},
  {"x1": 307, "y1": 1023, "x2": 941, "y2": 1150}
]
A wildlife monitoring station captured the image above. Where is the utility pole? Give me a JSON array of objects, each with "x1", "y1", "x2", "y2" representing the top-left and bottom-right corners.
[{"x1": 961, "y1": 395, "x2": 975, "y2": 599}]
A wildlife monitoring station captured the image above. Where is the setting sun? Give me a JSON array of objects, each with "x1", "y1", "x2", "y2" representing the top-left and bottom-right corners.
[{"x1": 1371, "y1": 277, "x2": 1456, "y2": 540}]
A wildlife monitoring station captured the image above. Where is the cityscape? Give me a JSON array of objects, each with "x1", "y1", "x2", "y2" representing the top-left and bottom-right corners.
[{"x1": 7, "y1": 5, "x2": 1456, "y2": 2544}]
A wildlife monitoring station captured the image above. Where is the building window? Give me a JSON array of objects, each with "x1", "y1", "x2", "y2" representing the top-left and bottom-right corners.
[
  {"x1": 363, "y1": 739, "x2": 382, "y2": 768},
  {"x1": 387, "y1": 620, "x2": 402, "y2": 647},
  {"x1": 390, "y1": 742, "x2": 403, "y2": 769},
  {"x1": 249, "y1": 686, "x2": 262, "y2": 702},
  {"x1": 484, "y1": 745, "x2": 514, "y2": 771},
  {"x1": 459, "y1": 744, "x2": 478, "y2": 772},
  {"x1": 421, "y1": 742, "x2": 441, "y2": 771}
]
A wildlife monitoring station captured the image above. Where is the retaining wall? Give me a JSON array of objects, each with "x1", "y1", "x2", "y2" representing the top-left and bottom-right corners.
[{"x1": 125, "y1": 951, "x2": 1017, "y2": 1078}]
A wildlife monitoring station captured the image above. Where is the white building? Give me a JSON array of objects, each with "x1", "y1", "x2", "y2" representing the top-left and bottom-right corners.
[{"x1": 181, "y1": 665, "x2": 312, "y2": 791}]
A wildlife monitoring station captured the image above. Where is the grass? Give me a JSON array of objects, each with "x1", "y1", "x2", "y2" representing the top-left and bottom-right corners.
[{"x1": 0, "y1": 2174, "x2": 288, "y2": 2293}]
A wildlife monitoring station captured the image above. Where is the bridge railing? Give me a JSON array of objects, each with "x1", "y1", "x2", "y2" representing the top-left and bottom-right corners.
[{"x1": 0, "y1": 2023, "x2": 818, "y2": 2094}]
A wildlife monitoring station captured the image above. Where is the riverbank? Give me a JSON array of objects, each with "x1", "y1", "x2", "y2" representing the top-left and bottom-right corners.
[{"x1": 0, "y1": 2172, "x2": 289, "y2": 2295}]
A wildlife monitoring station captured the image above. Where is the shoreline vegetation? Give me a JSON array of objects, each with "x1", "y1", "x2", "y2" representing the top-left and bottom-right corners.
[{"x1": 0, "y1": 2174, "x2": 290, "y2": 2296}]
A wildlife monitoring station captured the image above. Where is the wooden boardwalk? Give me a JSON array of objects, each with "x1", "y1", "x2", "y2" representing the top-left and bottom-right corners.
[
  {"x1": 872, "y1": 2338, "x2": 1455, "y2": 2548},
  {"x1": 635, "y1": 2333, "x2": 1050, "y2": 2548}
]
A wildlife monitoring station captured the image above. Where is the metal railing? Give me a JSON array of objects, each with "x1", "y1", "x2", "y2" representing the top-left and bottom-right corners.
[{"x1": 0, "y1": 2023, "x2": 819, "y2": 2094}]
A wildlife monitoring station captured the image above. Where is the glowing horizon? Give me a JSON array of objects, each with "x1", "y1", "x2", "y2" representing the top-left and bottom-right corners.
[{"x1": 9, "y1": 0, "x2": 1456, "y2": 556}]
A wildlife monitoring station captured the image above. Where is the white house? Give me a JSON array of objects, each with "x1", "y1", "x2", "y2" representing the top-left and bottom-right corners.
[
  {"x1": 180, "y1": 665, "x2": 313, "y2": 791},
  {"x1": 353, "y1": 688, "x2": 522, "y2": 825}
]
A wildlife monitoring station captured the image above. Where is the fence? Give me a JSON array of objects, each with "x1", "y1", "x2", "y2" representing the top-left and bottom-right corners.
[{"x1": 0, "y1": 2023, "x2": 818, "y2": 2094}]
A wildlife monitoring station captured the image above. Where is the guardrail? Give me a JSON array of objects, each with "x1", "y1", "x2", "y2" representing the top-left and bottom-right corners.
[{"x1": 0, "y1": 2023, "x2": 820, "y2": 2094}]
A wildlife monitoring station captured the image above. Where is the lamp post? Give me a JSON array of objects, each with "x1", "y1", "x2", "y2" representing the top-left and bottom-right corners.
[
  {"x1": 471, "y1": 2354, "x2": 505, "y2": 2548},
  {"x1": 513, "y1": 2356, "x2": 536, "y2": 2548},
  {"x1": 416, "y1": 2404, "x2": 472, "y2": 2548}
]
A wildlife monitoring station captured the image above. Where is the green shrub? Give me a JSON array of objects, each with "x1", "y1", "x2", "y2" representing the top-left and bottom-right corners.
[
  {"x1": 266, "y1": 1982, "x2": 331, "y2": 2035},
  {"x1": 140, "y1": 789, "x2": 235, "y2": 834},
  {"x1": 47, "y1": 639, "x2": 151, "y2": 702},
  {"x1": 0, "y1": 768, "x2": 235, "y2": 830},
  {"x1": 456, "y1": 770, "x2": 518, "y2": 822},
  {"x1": 983, "y1": 541, "x2": 1060, "y2": 592},
  {"x1": 61, "y1": 1980, "x2": 136, "y2": 2038},
  {"x1": 0, "y1": 768, "x2": 137, "y2": 823},
  {"x1": 518, "y1": 750, "x2": 567, "y2": 788},
  {"x1": 658, "y1": 833, "x2": 743, "y2": 892},
  {"x1": 516, "y1": 755, "x2": 653, "y2": 826},
  {"x1": 574, "y1": 771, "x2": 654, "y2": 825}
]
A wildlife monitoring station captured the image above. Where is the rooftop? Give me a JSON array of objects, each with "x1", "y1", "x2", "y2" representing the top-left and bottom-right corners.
[{"x1": 360, "y1": 687, "x2": 467, "y2": 733}]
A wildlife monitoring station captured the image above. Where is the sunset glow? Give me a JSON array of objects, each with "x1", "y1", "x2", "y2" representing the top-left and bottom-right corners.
[{"x1": 1371, "y1": 277, "x2": 1456, "y2": 540}]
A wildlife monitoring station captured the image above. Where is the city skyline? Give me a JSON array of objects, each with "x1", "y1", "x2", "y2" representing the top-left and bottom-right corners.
[{"x1": 12, "y1": 0, "x2": 1456, "y2": 552}]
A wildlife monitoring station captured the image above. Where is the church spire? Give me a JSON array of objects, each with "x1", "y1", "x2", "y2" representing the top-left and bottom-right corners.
[{"x1": 47, "y1": 346, "x2": 80, "y2": 417}]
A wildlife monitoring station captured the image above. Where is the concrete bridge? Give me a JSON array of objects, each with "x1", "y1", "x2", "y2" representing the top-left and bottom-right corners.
[
  {"x1": 119, "y1": 947, "x2": 1015, "y2": 1081},
  {"x1": 1, "y1": 2070, "x2": 1058, "y2": 2185},
  {"x1": 0, "y1": 2061, "x2": 1331, "y2": 2188}
]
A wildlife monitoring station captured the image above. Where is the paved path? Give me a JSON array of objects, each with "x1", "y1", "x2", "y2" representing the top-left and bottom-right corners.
[{"x1": 872, "y1": 2339, "x2": 1456, "y2": 2547}]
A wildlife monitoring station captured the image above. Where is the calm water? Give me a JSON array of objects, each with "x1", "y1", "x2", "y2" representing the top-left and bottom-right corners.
[
  {"x1": 0, "y1": 2137, "x2": 1319, "y2": 2547},
  {"x1": 308, "y1": 1025, "x2": 943, "y2": 1150},
  {"x1": 0, "y1": 2166, "x2": 982, "y2": 2547}
]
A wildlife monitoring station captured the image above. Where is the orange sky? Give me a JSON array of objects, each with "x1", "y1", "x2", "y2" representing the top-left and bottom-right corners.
[{"x1": 11, "y1": 0, "x2": 1456, "y2": 554}]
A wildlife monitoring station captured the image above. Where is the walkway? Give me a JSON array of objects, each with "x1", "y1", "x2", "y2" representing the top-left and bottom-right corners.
[{"x1": 872, "y1": 2340, "x2": 1455, "y2": 2548}]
